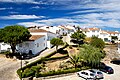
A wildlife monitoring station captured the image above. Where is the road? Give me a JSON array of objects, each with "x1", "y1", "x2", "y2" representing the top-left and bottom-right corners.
[
  {"x1": 0, "y1": 57, "x2": 20, "y2": 80},
  {"x1": 0, "y1": 46, "x2": 60, "y2": 80}
]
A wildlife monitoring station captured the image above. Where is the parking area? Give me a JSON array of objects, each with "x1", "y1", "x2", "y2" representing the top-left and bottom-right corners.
[{"x1": 44, "y1": 63, "x2": 120, "y2": 80}]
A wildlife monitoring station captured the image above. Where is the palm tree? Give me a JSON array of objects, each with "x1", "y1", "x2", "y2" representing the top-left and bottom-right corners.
[{"x1": 69, "y1": 54, "x2": 81, "y2": 68}]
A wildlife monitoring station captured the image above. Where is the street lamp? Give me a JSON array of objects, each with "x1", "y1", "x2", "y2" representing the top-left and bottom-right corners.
[{"x1": 20, "y1": 53, "x2": 23, "y2": 80}]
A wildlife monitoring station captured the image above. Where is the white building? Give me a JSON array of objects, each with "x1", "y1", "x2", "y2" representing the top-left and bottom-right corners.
[
  {"x1": 82, "y1": 27, "x2": 120, "y2": 42},
  {"x1": 0, "y1": 42, "x2": 11, "y2": 53},
  {"x1": 83, "y1": 27, "x2": 101, "y2": 37},
  {"x1": 28, "y1": 28, "x2": 57, "y2": 49},
  {"x1": 16, "y1": 35, "x2": 46, "y2": 55},
  {"x1": 58, "y1": 25, "x2": 76, "y2": 36},
  {"x1": 99, "y1": 30, "x2": 111, "y2": 42},
  {"x1": 40, "y1": 26, "x2": 60, "y2": 37}
]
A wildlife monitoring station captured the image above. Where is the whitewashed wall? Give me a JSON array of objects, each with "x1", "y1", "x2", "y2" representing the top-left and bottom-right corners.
[
  {"x1": 16, "y1": 36, "x2": 47, "y2": 55},
  {"x1": 0, "y1": 42, "x2": 11, "y2": 52},
  {"x1": 30, "y1": 32, "x2": 57, "y2": 48},
  {"x1": 34, "y1": 36, "x2": 47, "y2": 54},
  {"x1": 99, "y1": 33, "x2": 111, "y2": 41},
  {"x1": 85, "y1": 30, "x2": 100, "y2": 37}
]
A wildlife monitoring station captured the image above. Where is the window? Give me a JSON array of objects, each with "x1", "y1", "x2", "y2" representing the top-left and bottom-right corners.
[
  {"x1": 44, "y1": 43, "x2": 45, "y2": 46},
  {"x1": 37, "y1": 43, "x2": 39, "y2": 47},
  {"x1": 81, "y1": 72, "x2": 85, "y2": 74},
  {"x1": 92, "y1": 30, "x2": 95, "y2": 32},
  {"x1": 19, "y1": 44, "x2": 22, "y2": 47},
  {"x1": 25, "y1": 43, "x2": 29, "y2": 47},
  {"x1": 2, "y1": 43, "x2": 6, "y2": 46},
  {"x1": 85, "y1": 72, "x2": 88, "y2": 75},
  {"x1": 90, "y1": 73, "x2": 94, "y2": 76}
]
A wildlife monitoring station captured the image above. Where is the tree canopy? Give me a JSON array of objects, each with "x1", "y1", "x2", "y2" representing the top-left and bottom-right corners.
[
  {"x1": 79, "y1": 44, "x2": 103, "y2": 67},
  {"x1": 0, "y1": 25, "x2": 31, "y2": 53},
  {"x1": 50, "y1": 38, "x2": 64, "y2": 50},
  {"x1": 71, "y1": 31, "x2": 86, "y2": 41},
  {"x1": 90, "y1": 36, "x2": 105, "y2": 49}
]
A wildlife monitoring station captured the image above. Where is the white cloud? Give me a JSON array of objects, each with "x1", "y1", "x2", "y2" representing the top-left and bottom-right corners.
[
  {"x1": 36, "y1": 18, "x2": 76, "y2": 26},
  {"x1": 68, "y1": 9, "x2": 99, "y2": 14},
  {"x1": 0, "y1": 0, "x2": 45, "y2": 4},
  {"x1": 0, "y1": 8, "x2": 6, "y2": 10},
  {"x1": 70, "y1": 12, "x2": 120, "y2": 28},
  {"x1": 1, "y1": 15, "x2": 45, "y2": 19},
  {"x1": 17, "y1": 22, "x2": 46, "y2": 27},
  {"x1": 0, "y1": 7, "x2": 13, "y2": 10},
  {"x1": 9, "y1": 11, "x2": 18, "y2": 14},
  {"x1": 31, "y1": 6, "x2": 40, "y2": 9},
  {"x1": 17, "y1": 18, "x2": 77, "y2": 27}
]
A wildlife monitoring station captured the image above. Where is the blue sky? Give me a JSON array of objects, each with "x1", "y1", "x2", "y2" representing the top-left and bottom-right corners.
[{"x1": 0, "y1": 0, "x2": 120, "y2": 31}]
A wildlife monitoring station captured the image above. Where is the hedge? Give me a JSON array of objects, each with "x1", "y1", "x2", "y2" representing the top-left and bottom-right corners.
[
  {"x1": 37, "y1": 66, "x2": 90, "y2": 77},
  {"x1": 38, "y1": 68, "x2": 81, "y2": 77}
]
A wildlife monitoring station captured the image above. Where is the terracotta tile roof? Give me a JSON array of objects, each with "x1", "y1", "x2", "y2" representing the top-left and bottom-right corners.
[
  {"x1": 29, "y1": 29, "x2": 48, "y2": 32},
  {"x1": 107, "y1": 31, "x2": 119, "y2": 34},
  {"x1": 29, "y1": 35, "x2": 45, "y2": 41},
  {"x1": 59, "y1": 25, "x2": 73, "y2": 30},
  {"x1": 58, "y1": 25, "x2": 66, "y2": 29},
  {"x1": 81, "y1": 28, "x2": 89, "y2": 32},
  {"x1": 100, "y1": 30, "x2": 108, "y2": 34},
  {"x1": 88, "y1": 27, "x2": 100, "y2": 31}
]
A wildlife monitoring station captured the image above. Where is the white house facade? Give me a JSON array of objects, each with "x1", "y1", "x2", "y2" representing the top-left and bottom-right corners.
[
  {"x1": 58, "y1": 25, "x2": 76, "y2": 36},
  {"x1": 82, "y1": 27, "x2": 120, "y2": 42},
  {"x1": 16, "y1": 35, "x2": 46, "y2": 55},
  {"x1": 84, "y1": 27, "x2": 100, "y2": 37},
  {"x1": 0, "y1": 42, "x2": 11, "y2": 53},
  {"x1": 99, "y1": 30, "x2": 111, "y2": 42},
  {"x1": 28, "y1": 28, "x2": 57, "y2": 49}
]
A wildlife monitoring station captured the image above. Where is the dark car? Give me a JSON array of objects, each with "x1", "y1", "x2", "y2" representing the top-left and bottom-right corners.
[
  {"x1": 111, "y1": 60, "x2": 120, "y2": 65},
  {"x1": 100, "y1": 66, "x2": 114, "y2": 74}
]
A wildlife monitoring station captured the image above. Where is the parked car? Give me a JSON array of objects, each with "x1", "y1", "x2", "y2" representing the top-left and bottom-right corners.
[
  {"x1": 100, "y1": 66, "x2": 114, "y2": 74},
  {"x1": 111, "y1": 60, "x2": 120, "y2": 65},
  {"x1": 89, "y1": 69, "x2": 104, "y2": 79},
  {"x1": 77, "y1": 70, "x2": 96, "y2": 80}
]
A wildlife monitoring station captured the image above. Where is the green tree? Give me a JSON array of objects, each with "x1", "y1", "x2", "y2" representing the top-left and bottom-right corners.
[
  {"x1": 50, "y1": 38, "x2": 64, "y2": 50},
  {"x1": 0, "y1": 25, "x2": 31, "y2": 54},
  {"x1": 71, "y1": 31, "x2": 86, "y2": 41},
  {"x1": 71, "y1": 31, "x2": 86, "y2": 45},
  {"x1": 79, "y1": 44, "x2": 103, "y2": 67},
  {"x1": 90, "y1": 36, "x2": 105, "y2": 49}
]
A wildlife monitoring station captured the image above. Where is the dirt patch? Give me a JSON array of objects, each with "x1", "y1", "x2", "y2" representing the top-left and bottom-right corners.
[
  {"x1": 45, "y1": 47, "x2": 79, "y2": 71},
  {"x1": 0, "y1": 54, "x2": 5, "y2": 58},
  {"x1": 102, "y1": 44, "x2": 120, "y2": 64},
  {"x1": 51, "y1": 53, "x2": 65, "y2": 58},
  {"x1": 45, "y1": 60, "x2": 63, "y2": 71}
]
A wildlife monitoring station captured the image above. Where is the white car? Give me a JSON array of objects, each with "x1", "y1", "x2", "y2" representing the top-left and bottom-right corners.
[
  {"x1": 77, "y1": 70, "x2": 96, "y2": 80},
  {"x1": 89, "y1": 69, "x2": 103, "y2": 79}
]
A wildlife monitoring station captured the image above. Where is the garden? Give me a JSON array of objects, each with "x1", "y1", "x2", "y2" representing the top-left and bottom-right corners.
[{"x1": 17, "y1": 41, "x2": 106, "y2": 79}]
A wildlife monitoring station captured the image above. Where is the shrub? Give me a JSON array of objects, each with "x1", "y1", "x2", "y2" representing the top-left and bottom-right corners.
[
  {"x1": 90, "y1": 37, "x2": 105, "y2": 49},
  {"x1": 38, "y1": 68, "x2": 81, "y2": 77}
]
